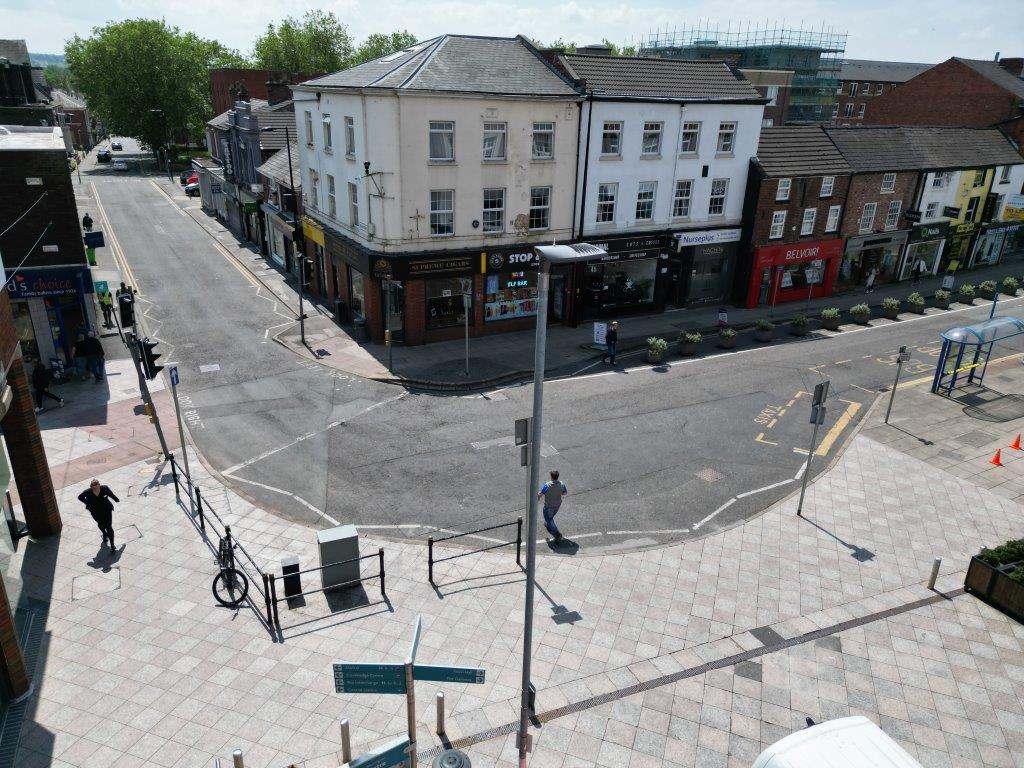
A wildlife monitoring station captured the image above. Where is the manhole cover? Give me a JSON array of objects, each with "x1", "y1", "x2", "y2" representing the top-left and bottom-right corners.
[
  {"x1": 72, "y1": 568, "x2": 122, "y2": 601},
  {"x1": 433, "y1": 750, "x2": 471, "y2": 768},
  {"x1": 695, "y1": 467, "x2": 725, "y2": 483}
]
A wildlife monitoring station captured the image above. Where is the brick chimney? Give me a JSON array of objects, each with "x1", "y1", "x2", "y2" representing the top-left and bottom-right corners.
[
  {"x1": 577, "y1": 44, "x2": 613, "y2": 56},
  {"x1": 996, "y1": 57, "x2": 1024, "y2": 77},
  {"x1": 265, "y1": 79, "x2": 293, "y2": 105}
]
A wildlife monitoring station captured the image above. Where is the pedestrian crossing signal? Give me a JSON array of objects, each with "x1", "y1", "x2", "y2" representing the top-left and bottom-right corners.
[{"x1": 139, "y1": 338, "x2": 163, "y2": 380}]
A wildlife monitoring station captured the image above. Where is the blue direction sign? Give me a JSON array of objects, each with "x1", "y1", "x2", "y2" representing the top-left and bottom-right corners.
[
  {"x1": 412, "y1": 665, "x2": 486, "y2": 685},
  {"x1": 348, "y1": 736, "x2": 411, "y2": 768},
  {"x1": 83, "y1": 231, "x2": 105, "y2": 248},
  {"x1": 333, "y1": 663, "x2": 406, "y2": 694},
  {"x1": 169, "y1": 366, "x2": 179, "y2": 386}
]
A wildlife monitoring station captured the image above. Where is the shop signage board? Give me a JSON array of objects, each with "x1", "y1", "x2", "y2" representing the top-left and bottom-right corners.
[
  {"x1": 1005, "y1": 194, "x2": 1024, "y2": 222},
  {"x1": 4, "y1": 266, "x2": 93, "y2": 299},
  {"x1": 348, "y1": 736, "x2": 411, "y2": 768},
  {"x1": 903, "y1": 210, "x2": 922, "y2": 223},
  {"x1": 83, "y1": 231, "x2": 105, "y2": 248},
  {"x1": 333, "y1": 663, "x2": 407, "y2": 694},
  {"x1": 483, "y1": 247, "x2": 540, "y2": 273},
  {"x1": 943, "y1": 206, "x2": 961, "y2": 219},
  {"x1": 593, "y1": 322, "x2": 607, "y2": 345},
  {"x1": 674, "y1": 228, "x2": 742, "y2": 248},
  {"x1": 909, "y1": 221, "x2": 950, "y2": 242}
]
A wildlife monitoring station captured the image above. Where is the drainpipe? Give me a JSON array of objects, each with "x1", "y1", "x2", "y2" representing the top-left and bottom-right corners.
[{"x1": 577, "y1": 94, "x2": 594, "y2": 240}]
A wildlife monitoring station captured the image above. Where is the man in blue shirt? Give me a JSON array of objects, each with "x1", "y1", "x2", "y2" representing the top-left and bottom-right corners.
[{"x1": 538, "y1": 470, "x2": 568, "y2": 542}]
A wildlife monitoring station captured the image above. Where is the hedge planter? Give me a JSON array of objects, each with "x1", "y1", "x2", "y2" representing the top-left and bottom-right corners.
[
  {"x1": 850, "y1": 304, "x2": 871, "y2": 325},
  {"x1": 979, "y1": 282, "x2": 997, "y2": 300},
  {"x1": 965, "y1": 556, "x2": 1024, "y2": 623},
  {"x1": 820, "y1": 309, "x2": 841, "y2": 331},
  {"x1": 718, "y1": 328, "x2": 738, "y2": 349},
  {"x1": 789, "y1": 320, "x2": 809, "y2": 337},
  {"x1": 881, "y1": 298, "x2": 900, "y2": 320},
  {"x1": 647, "y1": 350, "x2": 664, "y2": 364},
  {"x1": 677, "y1": 341, "x2": 698, "y2": 357},
  {"x1": 935, "y1": 291, "x2": 951, "y2": 309},
  {"x1": 754, "y1": 321, "x2": 774, "y2": 343}
]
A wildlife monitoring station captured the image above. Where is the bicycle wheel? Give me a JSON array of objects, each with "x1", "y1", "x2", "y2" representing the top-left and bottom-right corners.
[{"x1": 212, "y1": 568, "x2": 249, "y2": 607}]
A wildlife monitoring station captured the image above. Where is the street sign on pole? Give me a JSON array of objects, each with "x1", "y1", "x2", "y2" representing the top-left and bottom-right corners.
[
  {"x1": 333, "y1": 663, "x2": 407, "y2": 694},
  {"x1": 169, "y1": 366, "x2": 179, "y2": 386},
  {"x1": 885, "y1": 346, "x2": 908, "y2": 424},
  {"x1": 413, "y1": 665, "x2": 486, "y2": 685},
  {"x1": 167, "y1": 365, "x2": 192, "y2": 510},
  {"x1": 797, "y1": 380, "x2": 830, "y2": 517},
  {"x1": 347, "y1": 735, "x2": 411, "y2": 768}
]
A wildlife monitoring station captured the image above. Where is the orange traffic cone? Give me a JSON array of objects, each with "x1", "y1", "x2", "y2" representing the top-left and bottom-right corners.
[
  {"x1": 990, "y1": 449, "x2": 1004, "y2": 467},
  {"x1": 1011, "y1": 434, "x2": 1022, "y2": 451}
]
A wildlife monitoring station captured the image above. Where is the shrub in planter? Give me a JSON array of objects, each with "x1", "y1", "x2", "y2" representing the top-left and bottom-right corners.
[
  {"x1": 754, "y1": 319, "x2": 774, "y2": 343},
  {"x1": 959, "y1": 284, "x2": 976, "y2": 304},
  {"x1": 881, "y1": 296, "x2": 901, "y2": 319},
  {"x1": 934, "y1": 288, "x2": 951, "y2": 309},
  {"x1": 646, "y1": 336, "x2": 668, "y2": 364},
  {"x1": 718, "y1": 326, "x2": 738, "y2": 349},
  {"x1": 850, "y1": 302, "x2": 871, "y2": 325},
  {"x1": 1003, "y1": 276, "x2": 1020, "y2": 296},
  {"x1": 965, "y1": 539, "x2": 1024, "y2": 622},
  {"x1": 907, "y1": 292, "x2": 926, "y2": 314},
  {"x1": 789, "y1": 315, "x2": 809, "y2": 336},
  {"x1": 677, "y1": 331, "x2": 701, "y2": 356},
  {"x1": 820, "y1": 307, "x2": 841, "y2": 331},
  {"x1": 979, "y1": 280, "x2": 997, "y2": 299}
]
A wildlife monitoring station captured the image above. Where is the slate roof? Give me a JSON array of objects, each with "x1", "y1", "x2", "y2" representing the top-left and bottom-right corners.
[
  {"x1": 954, "y1": 58, "x2": 1024, "y2": 100},
  {"x1": 561, "y1": 54, "x2": 762, "y2": 100},
  {"x1": 755, "y1": 126, "x2": 852, "y2": 177},
  {"x1": 902, "y1": 126, "x2": 1024, "y2": 169},
  {"x1": 0, "y1": 39, "x2": 31, "y2": 65},
  {"x1": 206, "y1": 99, "x2": 295, "y2": 150},
  {"x1": 839, "y1": 59, "x2": 932, "y2": 83},
  {"x1": 302, "y1": 35, "x2": 578, "y2": 97},
  {"x1": 256, "y1": 142, "x2": 301, "y2": 189},
  {"x1": 825, "y1": 127, "x2": 921, "y2": 172}
]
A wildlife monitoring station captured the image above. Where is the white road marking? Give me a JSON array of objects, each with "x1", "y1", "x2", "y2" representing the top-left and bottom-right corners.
[
  {"x1": 692, "y1": 498, "x2": 736, "y2": 530},
  {"x1": 355, "y1": 524, "x2": 424, "y2": 530},
  {"x1": 470, "y1": 435, "x2": 558, "y2": 456},
  {"x1": 225, "y1": 474, "x2": 339, "y2": 526},
  {"x1": 736, "y1": 478, "x2": 794, "y2": 498},
  {"x1": 199, "y1": 364, "x2": 220, "y2": 373}
]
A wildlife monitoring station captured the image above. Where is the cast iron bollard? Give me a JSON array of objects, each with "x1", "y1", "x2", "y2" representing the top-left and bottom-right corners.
[
  {"x1": 428, "y1": 536, "x2": 434, "y2": 584},
  {"x1": 340, "y1": 718, "x2": 352, "y2": 763},
  {"x1": 262, "y1": 573, "x2": 273, "y2": 626},
  {"x1": 268, "y1": 574, "x2": 280, "y2": 630},
  {"x1": 232, "y1": 749, "x2": 244, "y2": 768},
  {"x1": 516, "y1": 517, "x2": 523, "y2": 567},
  {"x1": 436, "y1": 691, "x2": 445, "y2": 734},
  {"x1": 378, "y1": 548, "x2": 386, "y2": 596}
]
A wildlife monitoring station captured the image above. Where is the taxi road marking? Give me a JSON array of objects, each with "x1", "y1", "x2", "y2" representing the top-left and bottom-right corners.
[{"x1": 793, "y1": 398, "x2": 862, "y2": 457}]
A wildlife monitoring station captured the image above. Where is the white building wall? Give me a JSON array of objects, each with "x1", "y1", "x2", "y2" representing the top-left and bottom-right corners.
[
  {"x1": 576, "y1": 101, "x2": 764, "y2": 236},
  {"x1": 993, "y1": 163, "x2": 1024, "y2": 219},
  {"x1": 917, "y1": 171, "x2": 964, "y2": 222}
]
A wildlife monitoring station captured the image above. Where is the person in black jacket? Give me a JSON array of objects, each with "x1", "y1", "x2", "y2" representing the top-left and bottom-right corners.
[
  {"x1": 78, "y1": 479, "x2": 120, "y2": 550},
  {"x1": 31, "y1": 361, "x2": 64, "y2": 412},
  {"x1": 602, "y1": 320, "x2": 619, "y2": 365}
]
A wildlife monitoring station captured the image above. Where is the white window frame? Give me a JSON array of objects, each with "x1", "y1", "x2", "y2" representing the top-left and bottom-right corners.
[
  {"x1": 482, "y1": 188, "x2": 505, "y2": 233},
  {"x1": 1000, "y1": 166, "x2": 1011, "y2": 183},
  {"x1": 859, "y1": 202, "x2": 877, "y2": 233},
  {"x1": 429, "y1": 121, "x2": 455, "y2": 162},
  {"x1": 716, "y1": 122, "x2": 737, "y2": 154},
  {"x1": 825, "y1": 205, "x2": 841, "y2": 232},
  {"x1": 932, "y1": 172, "x2": 946, "y2": 188},
  {"x1": 708, "y1": 178, "x2": 728, "y2": 216},
  {"x1": 974, "y1": 169, "x2": 986, "y2": 187},
  {"x1": 966, "y1": 196, "x2": 980, "y2": 219},
  {"x1": 529, "y1": 186, "x2": 551, "y2": 230},
  {"x1": 641, "y1": 122, "x2": 663, "y2": 156},
  {"x1": 881, "y1": 172, "x2": 896, "y2": 193},
  {"x1": 672, "y1": 179, "x2": 693, "y2": 218},
  {"x1": 800, "y1": 208, "x2": 817, "y2": 235},
  {"x1": 635, "y1": 181, "x2": 657, "y2": 220},
  {"x1": 429, "y1": 189, "x2": 454, "y2": 235},
  {"x1": 348, "y1": 181, "x2": 358, "y2": 227},
  {"x1": 857, "y1": 104, "x2": 866, "y2": 119},
  {"x1": 762, "y1": 118, "x2": 774, "y2": 128},
  {"x1": 849, "y1": 82, "x2": 859, "y2": 97},
  {"x1": 875, "y1": 83, "x2": 884, "y2": 95},
  {"x1": 769, "y1": 211, "x2": 786, "y2": 239},
  {"x1": 304, "y1": 111, "x2": 314, "y2": 146},
  {"x1": 322, "y1": 114, "x2": 332, "y2": 152},
  {"x1": 765, "y1": 85, "x2": 779, "y2": 106},
  {"x1": 344, "y1": 116, "x2": 355, "y2": 156},
  {"x1": 925, "y1": 201, "x2": 939, "y2": 219},
  {"x1": 843, "y1": 103, "x2": 854, "y2": 118},
  {"x1": 308, "y1": 171, "x2": 319, "y2": 211},
  {"x1": 776, "y1": 178, "x2": 792, "y2": 201},
  {"x1": 820, "y1": 176, "x2": 835, "y2": 197},
  {"x1": 596, "y1": 183, "x2": 617, "y2": 223},
  {"x1": 862, "y1": 83, "x2": 871, "y2": 95},
  {"x1": 327, "y1": 174, "x2": 336, "y2": 218},
  {"x1": 601, "y1": 121, "x2": 622, "y2": 156},
  {"x1": 884, "y1": 200, "x2": 901, "y2": 230},
  {"x1": 482, "y1": 122, "x2": 507, "y2": 161},
  {"x1": 532, "y1": 122, "x2": 554, "y2": 160},
  {"x1": 679, "y1": 121, "x2": 701, "y2": 154}
]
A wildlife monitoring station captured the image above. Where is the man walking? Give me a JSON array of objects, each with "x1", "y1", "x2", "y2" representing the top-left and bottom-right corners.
[
  {"x1": 602, "y1": 321, "x2": 619, "y2": 365},
  {"x1": 913, "y1": 257, "x2": 928, "y2": 285},
  {"x1": 82, "y1": 213, "x2": 93, "y2": 232},
  {"x1": 82, "y1": 330, "x2": 105, "y2": 383},
  {"x1": 538, "y1": 470, "x2": 568, "y2": 543},
  {"x1": 98, "y1": 288, "x2": 114, "y2": 327},
  {"x1": 31, "y1": 360, "x2": 64, "y2": 412},
  {"x1": 78, "y1": 479, "x2": 120, "y2": 551}
]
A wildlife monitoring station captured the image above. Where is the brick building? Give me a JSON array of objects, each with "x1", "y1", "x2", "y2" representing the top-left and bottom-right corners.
[
  {"x1": 209, "y1": 68, "x2": 318, "y2": 116},
  {"x1": 740, "y1": 126, "x2": 853, "y2": 308},
  {"x1": 825, "y1": 127, "x2": 923, "y2": 289},
  {"x1": 834, "y1": 59, "x2": 932, "y2": 125},
  {"x1": 739, "y1": 68, "x2": 793, "y2": 127},
  {"x1": 862, "y1": 56, "x2": 1024, "y2": 147}
]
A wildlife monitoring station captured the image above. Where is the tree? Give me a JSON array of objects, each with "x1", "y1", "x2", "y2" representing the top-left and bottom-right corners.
[
  {"x1": 530, "y1": 38, "x2": 576, "y2": 53},
  {"x1": 352, "y1": 31, "x2": 418, "y2": 65},
  {"x1": 252, "y1": 10, "x2": 354, "y2": 73},
  {"x1": 43, "y1": 64, "x2": 73, "y2": 92},
  {"x1": 601, "y1": 39, "x2": 638, "y2": 57},
  {"x1": 65, "y1": 19, "x2": 240, "y2": 150}
]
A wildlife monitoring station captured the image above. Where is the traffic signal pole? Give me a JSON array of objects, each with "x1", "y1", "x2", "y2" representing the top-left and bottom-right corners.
[{"x1": 126, "y1": 332, "x2": 171, "y2": 460}]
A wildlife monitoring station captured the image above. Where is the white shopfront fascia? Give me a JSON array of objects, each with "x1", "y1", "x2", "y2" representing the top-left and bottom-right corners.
[{"x1": 674, "y1": 228, "x2": 742, "y2": 249}]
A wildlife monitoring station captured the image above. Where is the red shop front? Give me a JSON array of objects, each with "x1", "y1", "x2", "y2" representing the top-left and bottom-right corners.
[{"x1": 745, "y1": 238, "x2": 844, "y2": 308}]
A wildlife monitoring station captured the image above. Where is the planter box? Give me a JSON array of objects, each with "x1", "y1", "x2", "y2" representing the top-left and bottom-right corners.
[
  {"x1": 980, "y1": 288, "x2": 997, "y2": 300},
  {"x1": 935, "y1": 296, "x2": 950, "y2": 309},
  {"x1": 851, "y1": 312, "x2": 871, "y2": 326},
  {"x1": 1002, "y1": 287, "x2": 1019, "y2": 297},
  {"x1": 718, "y1": 336, "x2": 737, "y2": 349},
  {"x1": 821, "y1": 317, "x2": 840, "y2": 331},
  {"x1": 677, "y1": 342, "x2": 698, "y2": 356},
  {"x1": 882, "y1": 306, "x2": 899, "y2": 320},
  {"x1": 959, "y1": 294, "x2": 975, "y2": 305},
  {"x1": 647, "y1": 350, "x2": 664, "y2": 364},
  {"x1": 789, "y1": 324, "x2": 809, "y2": 337},
  {"x1": 754, "y1": 329, "x2": 773, "y2": 343},
  {"x1": 965, "y1": 556, "x2": 1024, "y2": 622},
  {"x1": 908, "y1": 303, "x2": 926, "y2": 315}
]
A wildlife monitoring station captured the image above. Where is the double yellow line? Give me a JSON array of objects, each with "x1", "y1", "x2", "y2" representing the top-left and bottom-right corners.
[{"x1": 90, "y1": 181, "x2": 141, "y2": 294}]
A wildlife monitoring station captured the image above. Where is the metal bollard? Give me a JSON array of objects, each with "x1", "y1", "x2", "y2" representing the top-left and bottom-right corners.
[
  {"x1": 378, "y1": 548, "x2": 386, "y2": 597},
  {"x1": 232, "y1": 749, "x2": 244, "y2": 768},
  {"x1": 516, "y1": 517, "x2": 523, "y2": 567},
  {"x1": 928, "y1": 557, "x2": 942, "y2": 590},
  {"x1": 436, "y1": 691, "x2": 445, "y2": 734},
  {"x1": 340, "y1": 718, "x2": 352, "y2": 764},
  {"x1": 195, "y1": 487, "x2": 205, "y2": 532},
  {"x1": 428, "y1": 536, "x2": 434, "y2": 585},
  {"x1": 169, "y1": 455, "x2": 180, "y2": 501}
]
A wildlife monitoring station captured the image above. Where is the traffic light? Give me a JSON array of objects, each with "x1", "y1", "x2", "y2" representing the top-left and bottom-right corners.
[
  {"x1": 118, "y1": 293, "x2": 135, "y2": 328},
  {"x1": 139, "y1": 337, "x2": 163, "y2": 380}
]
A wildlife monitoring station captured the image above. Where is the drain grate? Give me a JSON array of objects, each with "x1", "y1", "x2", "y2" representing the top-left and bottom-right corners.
[{"x1": 695, "y1": 467, "x2": 725, "y2": 483}]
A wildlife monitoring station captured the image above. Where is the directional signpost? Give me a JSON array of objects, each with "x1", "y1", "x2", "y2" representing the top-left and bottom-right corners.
[
  {"x1": 334, "y1": 663, "x2": 407, "y2": 694},
  {"x1": 413, "y1": 666, "x2": 486, "y2": 685},
  {"x1": 348, "y1": 736, "x2": 412, "y2": 768}
]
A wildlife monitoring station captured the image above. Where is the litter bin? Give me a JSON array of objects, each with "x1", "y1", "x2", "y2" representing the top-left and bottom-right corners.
[
  {"x1": 353, "y1": 317, "x2": 368, "y2": 342},
  {"x1": 334, "y1": 298, "x2": 348, "y2": 324}
]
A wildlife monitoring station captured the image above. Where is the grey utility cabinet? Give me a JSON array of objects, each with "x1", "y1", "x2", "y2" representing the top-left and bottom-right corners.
[{"x1": 317, "y1": 524, "x2": 360, "y2": 590}]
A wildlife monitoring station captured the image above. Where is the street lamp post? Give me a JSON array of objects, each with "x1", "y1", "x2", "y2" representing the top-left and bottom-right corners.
[
  {"x1": 262, "y1": 126, "x2": 306, "y2": 345},
  {"x1": 517, "y1": 242, "x2": 606, "y2": 767},
  {"x1": 149, "y1": 108, "x2": 172, "y2": 181}
]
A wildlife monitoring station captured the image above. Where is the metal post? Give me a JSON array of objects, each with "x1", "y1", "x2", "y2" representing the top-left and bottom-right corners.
[
  {"x1": 516, "y1": 517, "x2": 523, "y2": 567},
  {"x1": 436, "y1": 692, "x2": 445, "y2": 734},
  {"x1": 386, "y1": 274, "x2": 394, "y2": 374},
  {"x1": 428, "y1": 537, "x2": 434, "y2": 585},
  {"x1": 232, "y1": 749, "x2": 244, "y2": 768},
  {"x1": 884, "y1": 346, "x2": 907, "y2": 424},
  {"x1": 928, "y1": 557, "x2": 942, "y2": 590},
  {"x1": 262, "y1": 573, "x2": 273, "y2": 625},
  {"x1": 269, "y1": 574, "x2": 280, "y2": 630},
  {"x1": 405, "y1": 661, "x2": 417, "y2": 768},
  {"x1": 126, "y1": 333, "x2": 171, "y2": 459},
  {"x1": 990, "y1": 290, "x2": 999, "y2": 319},
  {"x1": 195, "y1": 487, "x2": 205, "y2": 531},
  {"x1": 797, "y1": 416, "x2": 823, "y2": 518},
  {"x1": 169, "y1": 455, "x2": 179, "y2": 502},
  {"x1": 464, "y1": 289, "x2": 470, "y2": 377},
  {"x1": 169, "y1": 370, "x2": 193, "y2": 512},
  {"x1": 518, "y1": 262, "x2": 550, "y2": 766},
  {"x1": 378, "y1": 548, "x2": 385, "y2": 597},
  {"x1": 340, "y1": 718, "x2": 352, "y2": 764}
]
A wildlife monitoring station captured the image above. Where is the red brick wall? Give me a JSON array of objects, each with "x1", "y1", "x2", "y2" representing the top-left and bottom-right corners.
[
  {"x1": 835, "y1": 80, "x2": 894, "y2": 125},
  {"x1": 839, "y1": 171, "x2": 919, "y2": 237},
  {"x1": 210, "y1": 69, "x2": 319, "y2": 115},
  {"x1": 0, "y1": 573, "x2": 29, "y2": 699},
  {"x1": 750, "y1": 174, "x2": 853, "y2": 248}
]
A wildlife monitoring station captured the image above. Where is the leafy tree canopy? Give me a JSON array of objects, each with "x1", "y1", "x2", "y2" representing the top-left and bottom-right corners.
[
  {"x1": 352, "y1": 31, "x2": 418, "y2": 66},
  {"x1": 65, "y1": 19, "x2": 241, "y2": 148},
  {"x1": 252, "y1": 10, "x2": 354, "y2": 72},
  {"x1": 43, "y1": 64, "x2": 73, "y2": 92}
]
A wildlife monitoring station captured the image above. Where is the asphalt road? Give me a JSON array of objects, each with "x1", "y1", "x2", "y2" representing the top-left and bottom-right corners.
[{"x1": 86, "y1": 157, "x2": 1024, "y2": 553}]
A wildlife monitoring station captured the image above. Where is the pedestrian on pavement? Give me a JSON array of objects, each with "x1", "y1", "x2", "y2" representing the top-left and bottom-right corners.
[
  {"x1": 31, "y1": 360, "x2": 64, "y2": 412},
  {"x1": 603, "y1": 321, "x2": 619, "y2": 365},
  {"x1": 115, "y1": 281, "x2": 136, "y2": 298},
  {"x1": 98, "y1": 289, "x2": 114, "y2": 327},
  {"x1": 82, "y1": 331, "x2": 105, "y2": 383},
  {"x1": 72, "y1": 332, "x2": 89, "y2": 380},
  {"x1": 538, "y1": 470, "x2": 569, "y2": 543},
  {"x1": 913, "y1": 257, "x2": 928, "y2": 285},
  {"x1": 865, "y1": 267, "x2": 879, "y2": 293},
  {"x1": 82, "y1": 213, "x2": 93, "y2": 232},
  {"x1": 78, "y1": 479, "x2": 120, "y2": 551}
]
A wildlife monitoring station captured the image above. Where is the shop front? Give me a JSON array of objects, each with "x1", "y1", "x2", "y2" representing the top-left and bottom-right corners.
[
  {"x1": 969, "y1": 222, "x2": 1022, "y2": 268},
  {"x1": 4, "y1": 265, "x2": 95, "y2": 366},
  {"x1": 580, "y1": 234, "x2": 667, "y2": 320},
  {"x1": 239, "y1": 188, "x2": 263, "y2": 250},
  {"x1": 263, "y1": 203, "x2": 295, "y2": 271},
  {"x1": 222, "y1": 180, "x2": 243, "y2": 238},
  {"x1": 942, "y1": 222, "x2": 978, "y2": 271},
  {"x1": 745, "y1": 238, "x2": 843, "y2": 308},
  {"x1": 897, "y1": 222, "x2": 949, "y2": 281},
  {"x1": 482, "y1": 246, "x2": 542, "y2": 330},
  {"x1": 836, "y1": 231, "x2": 910, "y2": 291},
  {"x1": 668, "y1": 228, "x2": 742, "y2": 307}
]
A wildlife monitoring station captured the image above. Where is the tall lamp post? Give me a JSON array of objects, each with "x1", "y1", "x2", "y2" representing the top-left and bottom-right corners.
[
  {"x1": 261, "y1": 126, "x2": 306, "y2": 345},
  {"x1": 517, "y1": 242, "x2": 606, "y2": 767}
]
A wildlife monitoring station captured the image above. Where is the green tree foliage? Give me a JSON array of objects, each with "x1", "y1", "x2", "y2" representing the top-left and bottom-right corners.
[
  {"x1": 601, "y1": 39, "x2": 638, "y2": 56},
  {"x1": 252, "y1": 10, "x2": 354, "y2": 73},
  {"x1": 530, "y1": 38, "x2": 577, "y2": 53},
  {"x1": 352, "y1": 31, "x2": 418, "y2": 65},
  {"x1": 43, "y1": 64, "x2": 73, "y2": 92},
  {"x1": 65, "y1": 19, "x2": 241, "y2": 149}
]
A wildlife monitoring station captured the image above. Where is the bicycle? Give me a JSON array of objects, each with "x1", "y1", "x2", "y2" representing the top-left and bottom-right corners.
[{"x1": 212, "y1": 526, "x2": 249, "y2": 607}]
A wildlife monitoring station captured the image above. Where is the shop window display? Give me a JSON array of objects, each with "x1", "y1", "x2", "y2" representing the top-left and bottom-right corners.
[
  {"x1": 584, "y1": 259, "x2": 657, "y2": 311},
  {"x1": 349, "y1": 267, "x2": 365, "y2": 318},
  {"x1": 780, "y1": 259, "x2": 825, "y2": 290},
  {"x1": 426, "y1": 278, "x2": 472, "y2": 329},
  {"x1": 485, "y1": 271, "x2": 538, "y2": 321}
]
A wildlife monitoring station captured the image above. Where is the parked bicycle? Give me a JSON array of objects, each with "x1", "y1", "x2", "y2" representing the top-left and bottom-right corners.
[{"x1": 212, "y1": 526, "x2": 249, "y2": 607}]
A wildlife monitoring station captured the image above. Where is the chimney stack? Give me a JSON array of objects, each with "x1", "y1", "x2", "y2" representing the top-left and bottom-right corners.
[{"x1": 265, "y1": 79, "x2": 293, "y2": 105}]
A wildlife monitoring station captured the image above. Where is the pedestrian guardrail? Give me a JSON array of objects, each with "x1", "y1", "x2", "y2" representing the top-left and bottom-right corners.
[{"x1": 427, "y1": 517, "x2": 523, "y2": 585}]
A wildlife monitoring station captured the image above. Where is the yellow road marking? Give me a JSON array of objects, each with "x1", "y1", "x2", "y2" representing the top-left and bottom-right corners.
[
  {"x1": 786, "y1": 398, "x2": 796, "y2": 408},
  {"x1": 767, "y1": 418, "x2": 777, "y2": 429},
  {"x1": 897, "y1": 352, "x2": 1024, "y2": 390},
  {"x1": 91, "y1": 181, "x2": 140, "y2": 292},
  {"x1": 756, "y1": 432, "x2": 779, "y2": 446},
  {"x1": 793, "y1": 398, "x2": 862, "y2": 457},
  {"x1": 148, "y1": 179, "x2": 187, "y2": 217}
]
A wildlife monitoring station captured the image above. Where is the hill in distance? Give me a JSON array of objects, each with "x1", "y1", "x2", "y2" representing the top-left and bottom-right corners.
[{"x1": 30, "y1": 53, "x2": 66, "y2": 67}]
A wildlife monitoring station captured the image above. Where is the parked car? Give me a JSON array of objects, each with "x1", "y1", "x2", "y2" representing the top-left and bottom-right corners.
[
  {"x1": 112, "y1": 160, "x2": 128, "y2": 171},
  {"x1": 111, "y1": 141, "x2": 122, "y2": 151},
  {"x1": 179, "y1": 170, "x2": 192, "y2": 185},
  {"x1": 753, "y1": 717, "x2": 923, "y2": 768},
  {"x1": 97, "y1": 149, "x2": 111, "y2": 162},
  {"x1": 184, "y1": 182, "x2": 200, "y2": 197}
]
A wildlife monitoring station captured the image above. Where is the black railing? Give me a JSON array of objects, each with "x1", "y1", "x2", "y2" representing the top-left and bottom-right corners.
[
  {"x1": 428, "y1": 517, "x2": 523, "y2": 585},
  {"x1": 264, "y1": 549, "x2": 386, "y2": 631}
]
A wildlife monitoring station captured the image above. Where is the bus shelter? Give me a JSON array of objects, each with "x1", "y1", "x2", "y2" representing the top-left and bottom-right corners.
[{"x1": 932, "y1": 316, "x2": 1024, "y2": 395}]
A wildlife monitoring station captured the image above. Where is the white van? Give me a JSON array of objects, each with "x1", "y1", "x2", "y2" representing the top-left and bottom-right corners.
[{"x1": 752, "y1": 716, "x2": 924, "y2": 768}]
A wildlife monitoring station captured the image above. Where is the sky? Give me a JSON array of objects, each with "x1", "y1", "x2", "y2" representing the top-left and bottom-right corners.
[{"x1": 4, "y1": 0, "x2": 1022, "y2": 64}]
